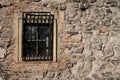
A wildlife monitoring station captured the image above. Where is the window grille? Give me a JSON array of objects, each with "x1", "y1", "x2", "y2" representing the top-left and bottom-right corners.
[{"x1": 22, "y1": 12, "x2": 54, "y2": 61}]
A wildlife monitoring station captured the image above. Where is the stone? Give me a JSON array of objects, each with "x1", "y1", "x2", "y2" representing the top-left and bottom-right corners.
[
  {"x1": 42, "y1": 2, "x2": 48, "y2": 7},
  {"x1": 0, "y1": 77, "x2": 3, "y2": 80},
  {"x1": 80, "y1": 0, "x2": 88, "y2": 4},
  {"x1": 0, "y1": 4, "x2": 2, "y2": 8},
  {"x1": 66, "y1": 3, "x2": 79, "y2": 11},
  {"x1": 0, "y1": 25, "x2": 2, "y2": 30},
  {"x1": 75, "y1": 46, "x2": 84, "y2": 53},
  {"x1": 70, "y1": 58, "x2": 77, "y2": 65},
  {"x1": 97, "y1": 1, "x2": 104, "y2": 7},
  {"x1": 0, "y1": 48, "x2": 7, "y2": 59},
  {"x1": 83, "y1": 57, "x2": 92, "y2": 73},
  {"x1": 114, "y1": 46, "x2": 120, "y2": 57},
  {"x1": 104, "y1": 49, "x2": 114, "y2": 57},
  {"x1": 106, "y1": 0, "x2": 118, "y2": 7},
  {"x1": 32, "y1": 0, "x2": 41, "y2": 2},
  {"x1": 90, "y1": 36, "x2": 101, "y2": 43},
  {"x1": 61, "y1": 69, "x2": 71, "y2": 79},
  {"x1": 84, "y1": 3, "x2": 90, "y2": 9},
  {"x1": 104, "y1": 20, "x2": 111, "y2": 27},
  {"x1": 0, "y1": 0, "x2": 11, "y2": 7},
  {"x1": 71, "y1": 34, "x2": 83, "y2": 43},
  {"x1": 58, "y1": 0, "x2": 68, "y2": 4},
  {"x1": 111, "y1": 60, "x2": 119, "y2": 65},
  {"x1": 80, "y1": 4, "x2": 86, "y2": 11},
  {"x1": 100, "y1": 27, "x2": 108, "y2": 33},
  {"x1": 59, "y1": 5, "x2": 66, "y2": 11},
  {"x1": 1, "y1": 31, "x2": 13, "y2": 38},
  {"x1": 106, "y1": 8, "x2": 112, "y2": 13},
  {"x1": 46, "y1": 72, "x2": 55, "y2": 78},
  {"x1": 67, "y1": 11, "x2": 77, "y2": 18},
  {"x1": 89, "y1": 0, "x2": 97, "y2": 3},
  {"x1": 91, "y1": 43, "x2": 102, "y2": 50},
  {"x1": 50, "y1": 4, "x2": 58, "y2": 10}
]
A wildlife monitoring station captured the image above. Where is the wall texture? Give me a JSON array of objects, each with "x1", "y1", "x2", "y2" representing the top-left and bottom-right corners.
[{"x1": 0, "y1": 0, "x2": 120, "y2": 80}]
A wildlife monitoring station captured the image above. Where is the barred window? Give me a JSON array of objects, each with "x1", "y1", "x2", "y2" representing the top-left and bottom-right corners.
[{"x1": 22, "y1": 12, "x2": 54, "y2": 61}]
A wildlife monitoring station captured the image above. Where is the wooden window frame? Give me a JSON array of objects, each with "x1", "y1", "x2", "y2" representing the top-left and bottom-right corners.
[{"x1": 14, "y1": 12, "x2": 57, "y2": 62}]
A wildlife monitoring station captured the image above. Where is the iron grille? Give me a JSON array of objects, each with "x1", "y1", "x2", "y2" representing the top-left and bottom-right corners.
[{"x1": 22, "y1": 12, "x2": 54, "y2": 61}]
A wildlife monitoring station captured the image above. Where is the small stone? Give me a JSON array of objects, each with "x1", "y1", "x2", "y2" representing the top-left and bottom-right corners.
[
  {"x1": 59, "y1": 5, "x2": 66, "y2": 11},
  {"x1": 59, "y1": 0, "x2": 68, "y2": 4},
  {"x1": 106, "y1": 0, "x2": 118, "y2": 7},
  {"x1": 0, "y1": 48, "x2": 7, "y2": 59},
  {"x1": 68, "y1": 11, "x2": 77, "y2": 18},
  {"x1": 0, "y1": 0, "x2": 11, "y2": 7},
  {"x1": 70, "y1": 59, "x2": 77, "y2": 65},
  {"x1": 91, "y1": 43, "x2": 102, "y2": 50},
  {"x1": 80, "y1": 0, "x2": 88, "y2": 4},
  {"x1": 0, "y1": 25, "x2": 2, "y2": 30},
  {"x1": 75, "y1": 47, "x2": 84, "y2": 53},
  {"x1": 104, "y1": 20, "x2": 111, "y2": 27},
  {"x1": 100, "y1": 28, "x2": 108, "y2": 33},
  {"x1": 111, "y1": 60, "x2": 119, "y2": 65},
  {"x1": 62, "y1": 69, "x2": 71, "y2": 79},
  {"x1": 50, "y1": 4, "x2": 58, "y2": 10},
  {"x1": 0, "y1": 4, "x2": 2, "y2": 8},
  {"x1": 31, "y1": 0, "x2": 41, "y2": 2},
  {"x1": 46, "y1": 72, "x2": 55, "y2": 78},
  {"x1": 80, "y1": 4, "x2": 86, "y2": 11},
  {"x1": 106, "y1": 8, "x2": 112, "y2": 13},
  {"x1": 104, "y1": 49, "x2": 114, "y2": 57},
  {"x1": 1, "y1": 31, "x2": 13, "y2": 38},
  {"x1": 42, "y1": 2, "x2": 48, "y2": 7},
  {"x1": 0, "y1": 77, "x2": 3, "y2": 80},
  {"x1": 84, "y1": 3, "x2": 90, "y2": 9},
  {"x1": 97, "y1": 1, "x2": 104, "y2": 7}
]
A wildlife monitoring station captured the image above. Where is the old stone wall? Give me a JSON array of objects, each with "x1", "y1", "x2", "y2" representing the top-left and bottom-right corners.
[{"x1": 0, "y1": 0, "x2": 120, "y2": 80}]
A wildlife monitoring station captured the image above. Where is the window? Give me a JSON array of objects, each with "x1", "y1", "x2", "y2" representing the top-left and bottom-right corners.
[{"x1": 22, "y1": 12, "x2": 54, "y2": 61}]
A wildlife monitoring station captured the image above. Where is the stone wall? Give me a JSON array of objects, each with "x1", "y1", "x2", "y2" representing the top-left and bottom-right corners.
[{"x1": 0, "y1": 0, "x2": 120, "y2": 80}]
